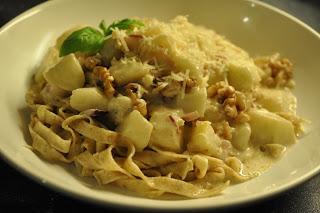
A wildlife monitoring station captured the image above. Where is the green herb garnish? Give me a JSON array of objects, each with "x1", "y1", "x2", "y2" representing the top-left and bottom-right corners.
[
  {"x1": 59, "y1": 27, "x2": 105, "y2": 57},
  {"x1": 98, "y1": 20, "x2": 109, "y2": 36},
  {"x1": 99, "y1": 18, "x2": 144, "y2": 36},
  {"x1": 60, "y1": 19, "x2": 144, "y2": 56}
]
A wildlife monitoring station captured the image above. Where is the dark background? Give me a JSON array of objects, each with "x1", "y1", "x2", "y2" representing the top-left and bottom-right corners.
[{"x1": 0, "y1": 0, "x2": 319, "y2": 212}]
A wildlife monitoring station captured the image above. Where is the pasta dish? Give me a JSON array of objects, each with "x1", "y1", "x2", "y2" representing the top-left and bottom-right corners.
[{"x1": 25, "y1": 16, "x2": 304, "y2": 198}]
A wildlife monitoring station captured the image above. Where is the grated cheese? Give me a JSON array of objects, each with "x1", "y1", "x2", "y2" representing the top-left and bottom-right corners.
[{"x1": 136, "y1": 16, "x2": 260, "y2": 85}]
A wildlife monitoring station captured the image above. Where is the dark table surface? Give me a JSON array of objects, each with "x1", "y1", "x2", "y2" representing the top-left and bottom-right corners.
[{"x1": 0, "y1": 0, "x2": 319, "y2": 212}]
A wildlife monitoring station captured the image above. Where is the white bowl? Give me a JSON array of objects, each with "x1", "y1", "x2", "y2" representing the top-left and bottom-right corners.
[{"x1": 0, "y1": 0, "x2": 319, "y2": 210}]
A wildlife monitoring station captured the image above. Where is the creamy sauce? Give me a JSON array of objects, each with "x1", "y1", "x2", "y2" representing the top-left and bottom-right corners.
[{"x1": 239, "y1": 147, "x2": 276, "y2": 175}]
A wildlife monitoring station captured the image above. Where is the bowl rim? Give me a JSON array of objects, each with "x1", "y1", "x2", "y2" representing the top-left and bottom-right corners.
[{"x1": 0, "y1": 0, "x2": 319, "y2": 210}]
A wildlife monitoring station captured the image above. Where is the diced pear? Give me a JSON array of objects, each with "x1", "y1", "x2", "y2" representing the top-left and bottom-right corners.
[
  {"x1": 109, "y1": 59, "x2": 152, "y2": 85},
  {"x1": 70, "y1": 88, "x2": 109, "y2": 111},
  {"x1": 99, "y1": 38, "x2": 123, "y2": 66},
  {"x1": 231, "y1": 122, "x2": 251, "y2": 150},
  {"x1": 35, "y1": 47, "x2": 60, "y2": 85},
  {"x1": 249, "y1": 109, "x2": 295, "y2": 145},
  {"x1": 188, "y1": 121, "x2": 222, "y2": 157},
  {"x1": 107, "y1": 95, "x2": 133, "y2": 124},
  {"x1": 261, "y1": 144, "x2": 286, "y2": 158},
  {"x1": 256, "y1": 88, "x2": 297, "y2": 113},
  {"x1": 44, "y1": 54, "x2": 85, "y2": 91},
  {"x1": 173, "y1": 55, "x2": 202, "y2": 81},
  {"x1": 149, "y1": 108, "x2": 184, "y2": 152},
  {"x1": 118, "y1": 110, "x2": 153, "y2": 151},
  {"x1": 177, "y1": 87, "x2": 207, "y2": 116},
  {"x1": 227, "y1": 61, "x2": 260, "y2": 91}
]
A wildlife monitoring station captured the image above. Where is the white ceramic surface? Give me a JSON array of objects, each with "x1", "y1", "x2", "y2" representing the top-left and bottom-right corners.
[{"x1": 0, "y1": 0, "x2": 319, "y2": 210}]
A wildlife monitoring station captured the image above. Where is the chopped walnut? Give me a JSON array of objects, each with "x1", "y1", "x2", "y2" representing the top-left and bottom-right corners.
[
  {"x1": 75, "y1": 54, "x2": 102, "y2": 70},
  {"x1": 168, "y1": 114, "x2": 184, "y2": 134},
  {"x1": 160, "y1": 81, "x2": 182, "y2": 97},
  {"x1": 151, "y1": 73, "x2": 197, "y2": 98},
  {"x1": 125, "y1": 83, "x2": 146, "y2": 99},
  {"x1": 208, "y1": 81, "x2": 249, "y2": 123},
  {"x1": 151, "y1": 81, "x2": 168, "y2": 95},
  {"x1": 151, "y1": 76, "x2": 182, "y2": 98},
  {"x1": 207, "y1": 81, "x2": 232, "y2": 99},
  {"x1": 125, "y1": 83, "x2": 148, "y2": 116},
  {"x1": 92, "y1": 66, "x2": 115, "y2": 98},
  {"x1": 84, "y1": 55, "x2": 102, "y2": 70},
  {"x1": 254, "y1": 53, "x2": 294, "y2": 88},
  {"x1": 212, "y1": 121, "x2": 233, "y2": 140},
  {"x1": 133, "y1": 98, "x2": 148, "y2": 117},
  {"x1": 234, "y1": 111, "x2": 250, "y2": 123},
  {"x1": 224, "y1": 104, "x2": 238, "y2": 118},
  {"x1": 185, "y1": 78, "x2": 196, "y2": 92}
]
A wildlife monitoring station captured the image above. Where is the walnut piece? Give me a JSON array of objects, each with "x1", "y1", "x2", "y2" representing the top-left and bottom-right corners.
[
  {"x1": 75, "y1": 54, "x2": 102, "y2": 70},
  {"x1": 160, "y1": 81, "x2": 182, "y2": 97},
  {"x1": 125, "y1": 83, "x2": 148, "y2": 116},
  {"x1": 133, "y1": 98, "x2": 148, "y2": 117},
  {"x1": 212, "y1": 121, "x2": 233, "y2": 140},
  {"x1": 84, "y1": 55, "x2": 102, "y2": 70},
  {"x1": 92, "y1": 66, "x2": 115, "y2": 98},
  {"x1": 254, "y1": 53, "x2": 295, "y2": 88},
  {"x1": 125, "y1": 83, "x2": 146, "y2": 99},
  {"x1": 152, "y1": 73, "x2": 197, "y2": 98},
  {"x1": 208, "y1": 81, "x2": 249, "y2": 123}
]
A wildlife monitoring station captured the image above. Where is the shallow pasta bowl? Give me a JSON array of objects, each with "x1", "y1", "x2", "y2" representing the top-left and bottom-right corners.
[{"x1": 0, "y1": 0, "x2": 319, "y2": 210}]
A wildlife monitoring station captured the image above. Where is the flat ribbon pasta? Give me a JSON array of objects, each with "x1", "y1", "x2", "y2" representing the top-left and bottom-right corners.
[
  {"x1": 147, "y1": 176, "x2": 229, "y2": 198},
  {"x1": 28, "y1": 108, "x2": 251, "y2": 198},
  {"x1": 29, "y1": 125, "x2": 69, "y2": 163},
  {"x1": 31, "y1": 116, "x2": 71, "y2": 153},
  {"x1": 36, "y1": 105, "x2": 63, "y2": 126},
  {"x1": 70, "y1": 119, "x2": 118, "y2": 145}
]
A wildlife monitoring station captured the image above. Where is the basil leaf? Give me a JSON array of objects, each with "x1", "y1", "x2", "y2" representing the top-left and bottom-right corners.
[
  {"x1": 99, "y1": 20, "x2": 108, "y2": 36},
  {"x1": 60, "y1": 27, "x2": 105, "y2": 57},
  {"x1": 99, "y1": 18, "x2": 144, "y2": 36}
]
